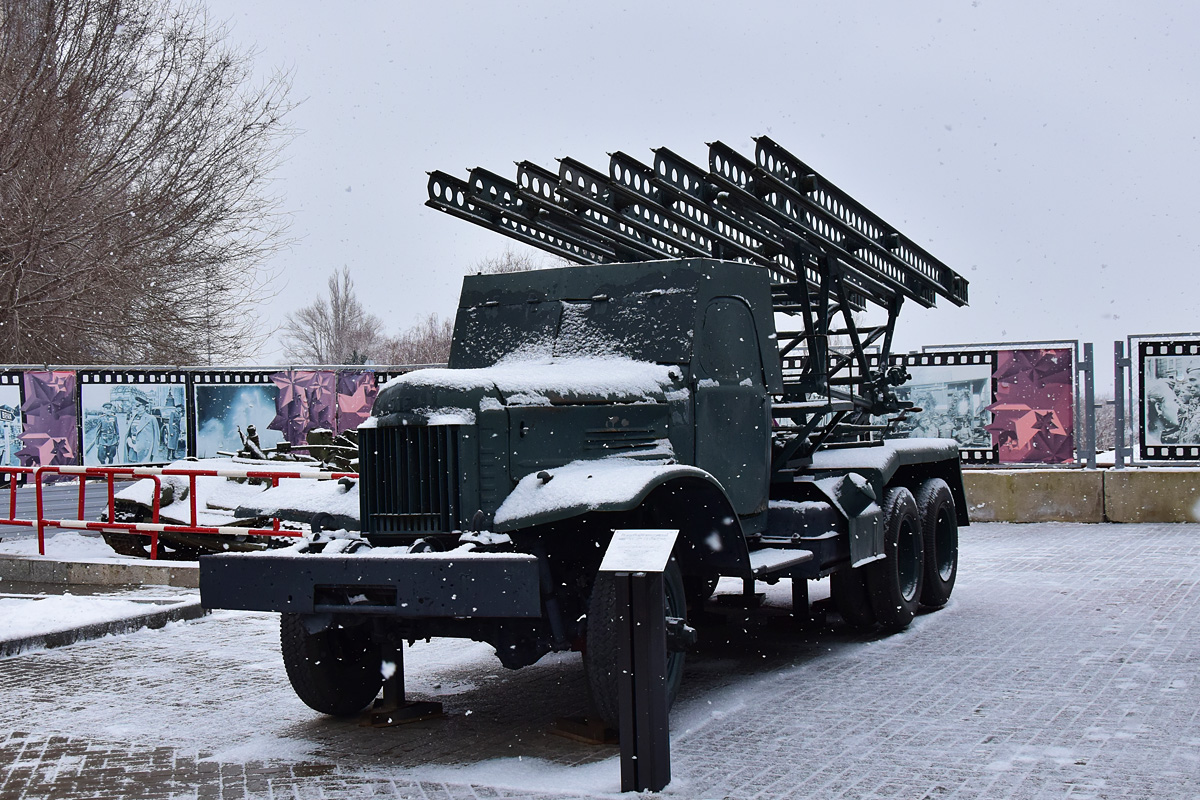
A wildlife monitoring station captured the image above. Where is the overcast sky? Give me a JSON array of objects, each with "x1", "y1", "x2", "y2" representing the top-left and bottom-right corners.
[{"x1": 205, "y1": 1, "x2": 1199, "y2": 370}]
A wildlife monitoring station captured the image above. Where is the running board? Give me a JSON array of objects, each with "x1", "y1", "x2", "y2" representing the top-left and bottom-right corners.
[{"x1": 749, "y1": 547, "x2": 814, "y2": 578}]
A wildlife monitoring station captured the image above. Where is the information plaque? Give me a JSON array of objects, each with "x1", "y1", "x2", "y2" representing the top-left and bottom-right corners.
[{"x1": 599, "y1": 529, "x2": 679, "y2": 573}]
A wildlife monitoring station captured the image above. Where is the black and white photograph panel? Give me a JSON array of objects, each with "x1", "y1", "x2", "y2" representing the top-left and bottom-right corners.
[
  {"x1": 1142, "y1": 353, "x2": 1200, "y2": 447},
  {"x1": 81, "y1": 382, "x2": 188, "y2": 466},
  {"x1": 891, "y1": 362, "x2": 993, "y2": 448}
]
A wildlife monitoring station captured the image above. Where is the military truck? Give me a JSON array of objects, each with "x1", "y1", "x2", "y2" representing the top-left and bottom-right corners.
[{"x1": 201, "y1": 137, "x2": 970, "y2": 725}]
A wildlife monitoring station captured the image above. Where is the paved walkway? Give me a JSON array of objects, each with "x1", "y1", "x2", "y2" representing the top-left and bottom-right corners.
[{"x1": 2, "y1": 522, "x2": 1199, "y2": 799}]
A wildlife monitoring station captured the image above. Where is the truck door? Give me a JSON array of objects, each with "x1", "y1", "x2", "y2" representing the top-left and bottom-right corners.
[{"x1": 694, "y1": 297, "x2": 771, "y2": 516}]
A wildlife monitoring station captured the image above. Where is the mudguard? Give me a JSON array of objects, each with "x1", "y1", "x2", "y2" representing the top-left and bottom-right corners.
[
  {"x1": 493, "y1": 459, "x2": 717, "y2": 530},
  {"x1": 493, "y1": 459, "x2": 752, "y2": 578}
]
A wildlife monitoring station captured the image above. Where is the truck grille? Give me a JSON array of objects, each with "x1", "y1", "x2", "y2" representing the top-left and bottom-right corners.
[{"x1": 359, "y1": 425, "x2": 461, "y2": 534}]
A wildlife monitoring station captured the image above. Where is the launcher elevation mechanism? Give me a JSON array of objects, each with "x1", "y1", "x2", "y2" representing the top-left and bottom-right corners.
[{"x1": 427, "y1": 137, "x2": 968, "y2": 461}]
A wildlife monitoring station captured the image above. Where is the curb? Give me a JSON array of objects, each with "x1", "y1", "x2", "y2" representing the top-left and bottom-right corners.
[
  {"x1": 0, "y1": 555, "x2": 199, "y2": 588},
  {"x1": 0, "y1": 599, "x2": 208, "y2": 659},
  {"x1": 963, "y1": 468, "x2": 1200, "y2": 523}
]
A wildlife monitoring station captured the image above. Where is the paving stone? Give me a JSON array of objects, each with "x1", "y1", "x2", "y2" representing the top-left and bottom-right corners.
[{"x1": 2, "y1": 523, "x2": 1200, "y2": 799}]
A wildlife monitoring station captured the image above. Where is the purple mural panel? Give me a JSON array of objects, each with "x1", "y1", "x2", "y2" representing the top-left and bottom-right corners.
[
  {"x1": 335, "y1": 371, "x2": 379, "y2": 434},
  {"x1": 269, "y1": 370, "x2": 337, "y2": 446},
  {"x1": 17, "y1": 370, "x2": 78, "y2": 468},
  {"x1": 985, "y1": 348, "x2": 1075, "y2": 464}
]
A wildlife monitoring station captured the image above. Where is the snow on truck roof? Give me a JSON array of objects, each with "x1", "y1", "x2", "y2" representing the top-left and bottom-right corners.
[{"x1": 380, "y1": 355, "x2": 681, "y2": 403}]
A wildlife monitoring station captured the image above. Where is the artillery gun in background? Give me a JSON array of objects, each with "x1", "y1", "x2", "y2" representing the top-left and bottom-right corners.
[
  {"x1": 101, "y1": 428, "x2": 361, "y2": 559},
  {"x1": 201, "y1": 137, "x2": 971, "y2": 726}
]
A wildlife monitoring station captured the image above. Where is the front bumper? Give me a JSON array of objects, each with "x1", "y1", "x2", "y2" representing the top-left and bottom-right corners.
[{"x1": 199, "y1": 551, "x2": 542, "y2": 618}]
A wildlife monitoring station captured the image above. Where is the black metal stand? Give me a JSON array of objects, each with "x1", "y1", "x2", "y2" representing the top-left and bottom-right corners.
[
  {"x1": 360, "y1": 644, "x2": 444, "y2": 727},
  {"x1": 792, "y1": 577, "x2": 809, "y2": 619},
  {"x1": 616, "y1": 571, "x2": 671, "y2": 793}
]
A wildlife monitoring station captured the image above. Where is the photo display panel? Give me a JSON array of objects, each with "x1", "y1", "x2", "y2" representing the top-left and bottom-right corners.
[
  {"x1": 79, "y1": 371, "x2": 188, "y2": 466},
  {"x1": 989, "y1": 347, "x2": 1076, "y2": 464},
  {"x1": 269, "y1": 370, "x2": 337, "y2": 447},
  {"x1": 883, "y1": 344, "x2": 1078, "y2": 465},
  {"x1": 1138, "y1": 338, "x2": 1200, "y2": 461},
  {"x1": 0, "y1": 372, "x2": 24, "y2": 469},
  {"x1": 191, "y1": 371, "x2": 282, "y2": 459},
  {"x1": 335, "y1": 370, "x2": 381, "y2": 434},
  {"x1": 885, "y1": 350, "x2": 998, "y2": 464}
]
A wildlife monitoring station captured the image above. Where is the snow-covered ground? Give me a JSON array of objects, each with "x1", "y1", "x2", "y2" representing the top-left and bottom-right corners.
[
  {"x1": 0, "y1": 589, "x2": 196, "y2": 641},
  {"x1": 4, "y1": 523, "x2": 1200, "y2": 799},
  {"x1": 0, "y1": 530, "x2": 145, "y2": 561},
  {"x1": 0, "y1": 532, "x2": 199, "y2": 648}
]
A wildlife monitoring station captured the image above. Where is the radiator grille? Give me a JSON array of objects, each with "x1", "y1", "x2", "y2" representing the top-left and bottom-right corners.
[{"x1": 359, "y1": 425, "x2": 461, "y2": 533}]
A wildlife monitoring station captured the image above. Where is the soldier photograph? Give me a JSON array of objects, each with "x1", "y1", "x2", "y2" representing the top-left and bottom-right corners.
[
  {"x1": 890, "y1": 362, "x2": 993, "y2": 448},
  {"x1": 1143, "y1": 355, "x2": 1200, "y2": 446},
  {"x1": 81, "y1": 383, "x2": 188, "y2": 466},
  {"x1": 193, "y1": 382, "x2": 283, "y2": 458}
]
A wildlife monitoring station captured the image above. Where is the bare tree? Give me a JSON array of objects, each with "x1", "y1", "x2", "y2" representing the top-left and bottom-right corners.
[
  {"x1": 282, "y1": 267, "x2": 383, "y2": 364},
  {"x1": 0, "y1": 0, "x2": 293, "y2": 364},
  {"x1": 472, "y1": 247, "x2": 563, "y2": 275},
  {"x1": 382, "y1": 313, "x2": 454, "y2": 366}
]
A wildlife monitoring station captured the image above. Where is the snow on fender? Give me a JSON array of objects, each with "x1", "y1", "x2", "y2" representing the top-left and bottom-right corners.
[{"x1": 492, "y1": 458, "x2": 718, "y2": 531}]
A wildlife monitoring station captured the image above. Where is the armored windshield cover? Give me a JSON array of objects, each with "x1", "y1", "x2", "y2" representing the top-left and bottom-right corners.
[{"x1": 448, "y1": 259, "x2": 777, "y2": 376}]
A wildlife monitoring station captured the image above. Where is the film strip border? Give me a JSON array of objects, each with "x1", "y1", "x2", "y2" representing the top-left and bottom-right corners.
[
  {"x1": 884, "y1": 350, "x2": 998, "y2": 464},
  {"x1": 0, "y1": 371, "x2": 22, "y2": 435},
  {"x1": 780, "y1": 352, "x2": 870, "y2": 386},
  {"x1": 79, "y1": 370, "x2": 191, "y2": 467},
  {"x1": 192, "y1": 370, "x2": 275, "y2": 385},
  {"x1": 1144, "y1": 444, "x2": 1200, "y2": 460},
  {"x1": 79, "y1": 370, "x2": 188, "y2": 385},
  {"x1": 1138, "y1": 339, "x2": 1200, "y2": 461}
]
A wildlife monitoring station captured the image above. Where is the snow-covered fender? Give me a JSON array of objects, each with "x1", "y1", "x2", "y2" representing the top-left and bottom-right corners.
[{"x1": 493, "y1": 459, "x2": 751, "y2": 578}]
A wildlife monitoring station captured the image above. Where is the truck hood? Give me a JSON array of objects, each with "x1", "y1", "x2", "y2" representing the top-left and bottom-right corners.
[{"x1": 373, "y1": 356, "x2": 684, "y2": 421}]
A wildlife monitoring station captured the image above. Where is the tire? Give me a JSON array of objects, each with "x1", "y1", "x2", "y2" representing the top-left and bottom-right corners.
[
  {"x1": 916, "y1": 478, "x2": 958, "y2": 608},
  {"x1": 280, "y1": 613, "x2": 383, "y2": 716},
  {"x1": 831, "y1": 566, "x2": 876, "y2": 631},
  {"x1": 99, "y1": 531, "x2": 206, "y2": 560},
  {"x1": 865, "y1": 486, "x2": 925, "y2": 633},
  {"x1": 309, "y1": 512, "x2": 336, "y2": 536},
  {"x1": 102, "y1": 531, "x2": 154, "y2": 558},
  {"x1": 584, "y1": 560, "x2": 687, "y2": 728}
]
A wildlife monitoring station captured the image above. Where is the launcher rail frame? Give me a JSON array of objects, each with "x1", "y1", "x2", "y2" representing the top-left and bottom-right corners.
[{"x1": 427, "y1": 137, "x2": 968, "y2": 468}]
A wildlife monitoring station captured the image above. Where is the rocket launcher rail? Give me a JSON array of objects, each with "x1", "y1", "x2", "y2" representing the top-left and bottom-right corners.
[
  {"x1": 427, "y1": 137, "x2": 967, "y2": 312},
  {"x1": 427, "y1": 138, "x2": 969, "y2": 461}
]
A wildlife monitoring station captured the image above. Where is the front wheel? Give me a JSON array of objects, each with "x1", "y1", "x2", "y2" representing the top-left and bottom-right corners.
[
  {"x1": 584, "y1": 560, "x2": 687, "y2": 728},
  {"x1": 280, "y1": 614, "x2": 383, "y2": 716}
]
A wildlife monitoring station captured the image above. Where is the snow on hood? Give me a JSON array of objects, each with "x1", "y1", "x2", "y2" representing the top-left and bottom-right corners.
[{"x1": 381, "y1": 355, "x2": 681, "y2": 402}]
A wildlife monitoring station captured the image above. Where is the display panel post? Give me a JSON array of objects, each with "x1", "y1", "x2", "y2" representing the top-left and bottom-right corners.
[{"x1": 600, "y1": 529, "x2": 679, "y2": 793}]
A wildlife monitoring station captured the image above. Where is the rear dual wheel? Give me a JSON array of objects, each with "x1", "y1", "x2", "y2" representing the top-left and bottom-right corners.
[
  {"x1": 866, "y1": 487, "x2": 925, "y2": 632},
  {"x1": 916, "y1": 478, "x2": 958, "y2": 608},
  {"x1": 835, "y1": 479, "x2": 958, "y2": 634}
]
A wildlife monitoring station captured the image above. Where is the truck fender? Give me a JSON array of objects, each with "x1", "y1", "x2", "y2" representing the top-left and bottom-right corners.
[{"x1": 493, "y1": 460, "x2": 751, "y2": 577}]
